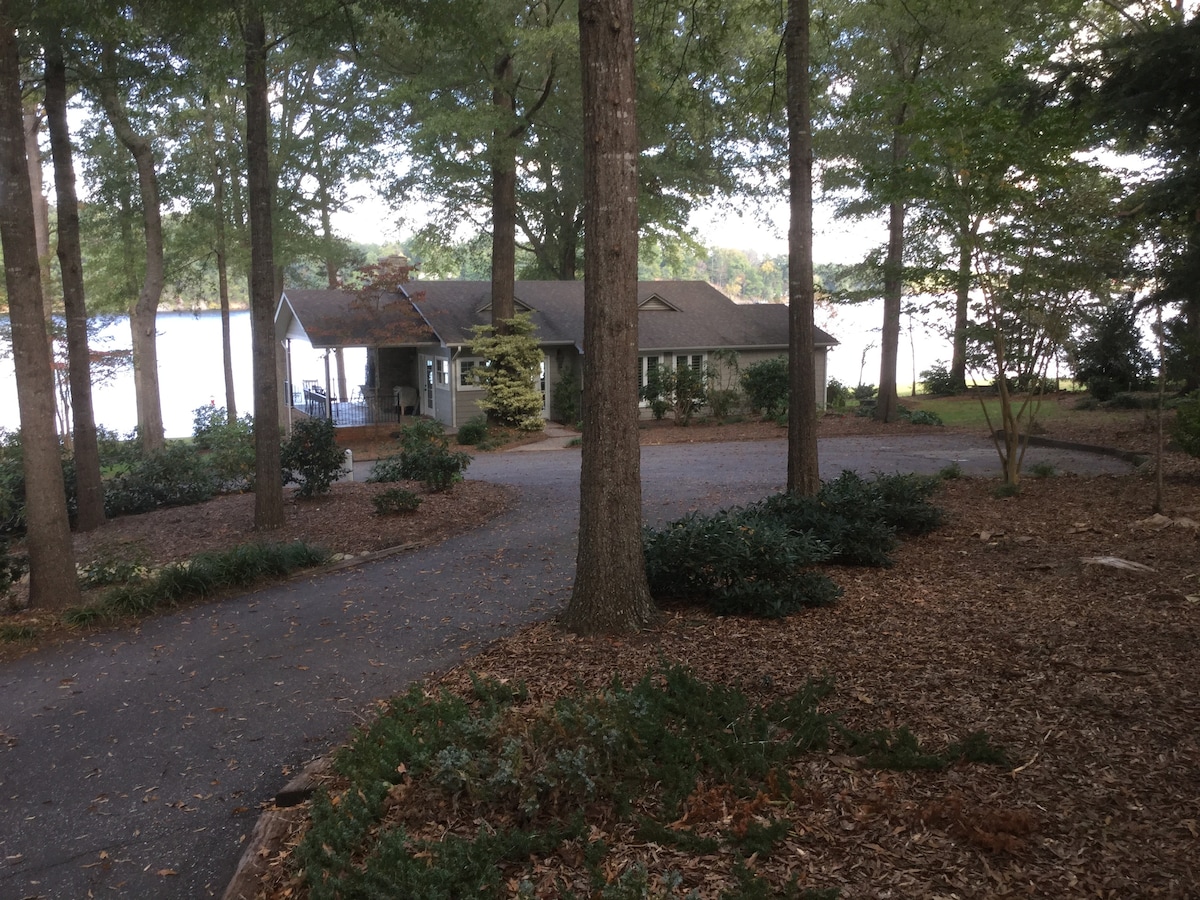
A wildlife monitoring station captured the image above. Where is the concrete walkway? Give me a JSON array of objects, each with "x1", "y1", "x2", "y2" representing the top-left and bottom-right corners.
[{"x1": 0, "y1": 435, "x2": 1131, "y2": 899}]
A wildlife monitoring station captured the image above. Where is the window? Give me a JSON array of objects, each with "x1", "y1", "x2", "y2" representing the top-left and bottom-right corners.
[
  {"x1": 435, "y1": 359, "x2": 449, "y2": 386},
  {"x1": 637, "y1": 355, "x2": 660, "y2": 396},
  {"x1": 676, "y1": 354, "x2": 705, "y2": 373},
  {"x1": 458, "y1": 357, "x2": 484, "y2": 389}
]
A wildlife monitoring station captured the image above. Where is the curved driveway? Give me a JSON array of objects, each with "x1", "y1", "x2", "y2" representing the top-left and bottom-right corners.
[{"x1": 0, "y1": 434, "x2": 1129, "y2": 898}]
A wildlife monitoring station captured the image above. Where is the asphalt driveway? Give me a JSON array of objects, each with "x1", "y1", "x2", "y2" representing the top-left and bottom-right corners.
[{"x1": 0, "y1": 435, "x2": 1131, "y2": 898}]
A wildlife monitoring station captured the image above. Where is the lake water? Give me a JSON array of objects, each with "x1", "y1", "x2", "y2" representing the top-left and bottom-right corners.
[{"x1": 0, "y1": 310, "x2": 365, "y2": 439}]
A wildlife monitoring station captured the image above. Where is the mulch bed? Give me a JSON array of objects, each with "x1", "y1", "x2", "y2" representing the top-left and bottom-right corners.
[{"x1": 252, "y1": 471, "x2": 1200, "y2": 898}]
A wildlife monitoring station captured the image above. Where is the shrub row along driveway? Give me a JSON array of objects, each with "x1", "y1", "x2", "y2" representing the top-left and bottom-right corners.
[{"x1": 0, "y1": 434, "x2": 1130, "y2": 898}]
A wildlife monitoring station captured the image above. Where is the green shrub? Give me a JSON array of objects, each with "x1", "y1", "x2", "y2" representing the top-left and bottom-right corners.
[
  {"x1": 852, "y1": 383, "x2": 877, "y2": 401},
  {"x1": 1073, "y1": 295, "x2": 1153, "y2": 397},
  {"x1": 104, "y1": 443, "x2": 218, "y2": 517},
  {"x1": 826, "y1": 378, "x2": 849, "y2": 408},
  {"x1": 643, "y1": 511, "x2": 838, "y2": 617},
  {"x1": 551, "y1": 365, "x2": 581, "y2": 425},
  {"x1": 0, "y1": 536, "x2": 25, "y2": 597},
  {"x1": 456, "y1": 415, "x2": 489, "y2": 446},
  {"x1": 1105, "y1": 392, "x2": 1157, "y2": 410},
  {"x1": 192, "y1": 406, "x2": 255, "y2": 490},
  {"x1": 372, "y1": 487, "x2": 423, "y2": 516},
  {"x1": 65, "y1": 542, "x2": 328, "y2": 625},
  {"x1": 920, "y1": 363, "x2": 960, "y2": 396},
  {"x1": 753, "y1": 485, "x2": 895, "y2": 568},
  {"x1": 643, "y1": 364, "x2": 707, "y2": 425},
  {"x1": 281, "y1": 418, "x2": 346, "y2": 499},
  {"x1": 741, "y1": 356, "x2": 789, "y2": 417},
  {"x1": 706, "y1": 387, "x2": 741, "y2": 419},
  {"x1": 902, "y1": 408, "x2": 944, "y2": 426},
  {"x1": 77, "y1": 549, "x2": 149, "y2": 588},
  {"x1": 750, "y1": 471, "x2": 943, "y2": 567},
  {"x1": 294, "y1": 658, "x2": 1002, "y2": 899},
  {"x1": 370, "y1": 419, "x2": 472, "y2": 492},
  {"x1": 938, "y1": 462, "x2": 963, "y2": 480},
  {"x1": 95, "y1": 427, "x2": 143, "y2": 472},
  {"x1": 1029, "y1": 462, "x2": 1056, "y2": 478},
  {"x1": 1172, "y1": 397, "x2": 1200, "y2": 457}
]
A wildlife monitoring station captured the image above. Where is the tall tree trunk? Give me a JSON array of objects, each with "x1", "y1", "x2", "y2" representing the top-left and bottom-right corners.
[
  {"x1": 318, "y1": 181, "x2": 348, "y2": 399},
  {"x1": 45, "y1": 37, "x2": 105, "y2": 531},
  {"x1": 206, "y1": 100, "x2": 237, "y2": 420},
  {"x1": 490, "y1": 54, "x2": 517, "y2": 329},
  {"x1": 244, "y1": 10, "x2": 285, "y2": 530},
  {"x1": 950, "y1": 208, "x2": 981, "y2": 391},
  {"x1": 23, "y1": 103, "x2": 51, "y2": 316},
  {"x1": 94, "y1": 49, "x2": 165, "y2": 452},
  {"x1": 0, "y1": 9, "x2": 80, "y2": 610},
  {"x1": 875, "y1": 193, "x2": 904, "y2": 422},
  {"x1": 564, "y1": 0, "x2": 655, "y2": 635},
  {"x1": 950, "y1": 221, "x2": 971, "y2": 391},
  {"x1": 786, "y1": 0, "x2": 820, "y2": 496}
]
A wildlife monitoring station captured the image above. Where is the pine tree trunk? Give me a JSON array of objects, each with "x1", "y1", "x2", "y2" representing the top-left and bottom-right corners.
[
  {"x1": 244, "y1": 11, "x2": 285, "y2": 531},
  {"x1": 0, "y1": 11, "x2": 80, "y2": 609},
  {"x1": 45, "y1": 36, "x2": 105, "y2": 531},
  {"x1": 491, "y1": 54, "x2": 517, "y2": 329},
  {"x1": 207, "y1": 100, "x2": 237, "y2": 420},
  {"x1": 876, "y1": 194, "x2": 904, "y2": 423},
  {"x1": 950, "y1": 215, "x2": 972, "y2": 391},
  {"x1": 563, "y1": 0, "x2": 655, "y2": 635},
  {"x1": 23, "y1": 104, "x2": 51, "y2": 315},
  {"x1": 785, "y1": 0, "x2": 820, "y2": 496}
]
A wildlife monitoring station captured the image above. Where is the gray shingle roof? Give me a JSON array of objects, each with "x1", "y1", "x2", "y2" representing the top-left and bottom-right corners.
[{"x1": 279, "y1": 280, "x2": 837, "y2": 351}]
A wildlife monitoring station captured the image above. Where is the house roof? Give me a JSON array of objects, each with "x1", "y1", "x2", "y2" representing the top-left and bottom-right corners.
[
  {"x1": 277, "y1": 288, "x2": 437, "y2": 347},
  {"x1": 277, "y1": 280, "x2": 837, "y2": 352}
]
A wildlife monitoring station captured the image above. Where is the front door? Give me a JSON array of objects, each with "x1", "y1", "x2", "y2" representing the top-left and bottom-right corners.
[{"x1": 422, "y1": 357, "x2": 435, "y2": 416}]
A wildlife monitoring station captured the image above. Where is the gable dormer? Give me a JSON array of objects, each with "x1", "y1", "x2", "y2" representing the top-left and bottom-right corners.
[
  {"x1": 477, "y1": 297, "x2": 535, "y2": 315},
  {"x1": 638, "y1": 293, "x2": 678, "y2": 311}
]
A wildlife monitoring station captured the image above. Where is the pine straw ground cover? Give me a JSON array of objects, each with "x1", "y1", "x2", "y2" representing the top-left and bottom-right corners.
[{"x1": 254, "y1": 470, "x2": 1200, "y2": 899}]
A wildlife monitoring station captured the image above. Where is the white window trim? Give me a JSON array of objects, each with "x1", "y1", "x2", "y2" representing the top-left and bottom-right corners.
[
  {"x1": 458, "y1": 357, "x2": 485, "y2": 391},
  {"x1": 435, "y1": 358, "x2": 450, "y2": 386}
]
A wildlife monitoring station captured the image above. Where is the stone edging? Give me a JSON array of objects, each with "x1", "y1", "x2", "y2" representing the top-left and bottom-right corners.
[
  {"x1": 221, "y1": 756, "x2": 335, "y2": 900},
  {"x1": 992, "y1": 431, "x2": 1147, "y2": 466}
]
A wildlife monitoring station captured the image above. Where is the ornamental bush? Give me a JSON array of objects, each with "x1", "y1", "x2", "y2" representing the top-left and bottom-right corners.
[
  {"x1": 826, "y1": 378, "x2": 849, "y2": 408},
  {"x1": 280, "y1": 418, "x2": 346, "y2": 499},
  {"x1": 192, "y1": 406, "x2": 255, "y2": 490},
  {"x1": 372, "y1": 487, "x2": 423, "y2": 516},
  {"x1": 104, "y1": 442, "x2": 219, "y2": 516},
  {"x1": 920, "y1": 363, "x2": 960, "y2": 396},
  {"x1": 369, "y1": 419, "x2": 471, "y2": 492},
  {"x1": 741, "y1": 356, "x2": 789, "y2": 417},
  {"x1": 1173, "y1": 397, "x2": 1200, "y2": 458},
  {"x1": 467, "y1": 313, "x2": 545, "y2": 431}
]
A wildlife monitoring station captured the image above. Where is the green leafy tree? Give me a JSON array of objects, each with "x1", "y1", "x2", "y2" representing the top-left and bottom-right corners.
[
  {"x1": 816, "y1": 0, "x2": 1096, "y2": 418},
  {"x1": 467, "y1": 312, "x2": 545, "y2": 431},
  {"x1": 972, "y1": 153, "x2": 1132, "y2": 485},
  {"x1": 1072, "y1": 293, "x2": 1153, "y2": 398},
  {"x1": 0, "y1": 4, "x2": 80, "y2": 610},
  {"x1": 78, "y1": 22, "x2": 180, "y2": 451},
  {"x1": 1090, "y1": 11, "x2": 1200, "y2": 390}
]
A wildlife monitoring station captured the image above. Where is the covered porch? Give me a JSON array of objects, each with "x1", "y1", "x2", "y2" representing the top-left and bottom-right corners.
[{"x1": 282, "y1": 344, "x2": 424, "y2": 429}]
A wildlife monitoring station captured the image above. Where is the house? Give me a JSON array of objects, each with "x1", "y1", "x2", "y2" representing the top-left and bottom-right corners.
[{"x1": 274, "y1": 280, "x2": 838, "y2": 430}]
